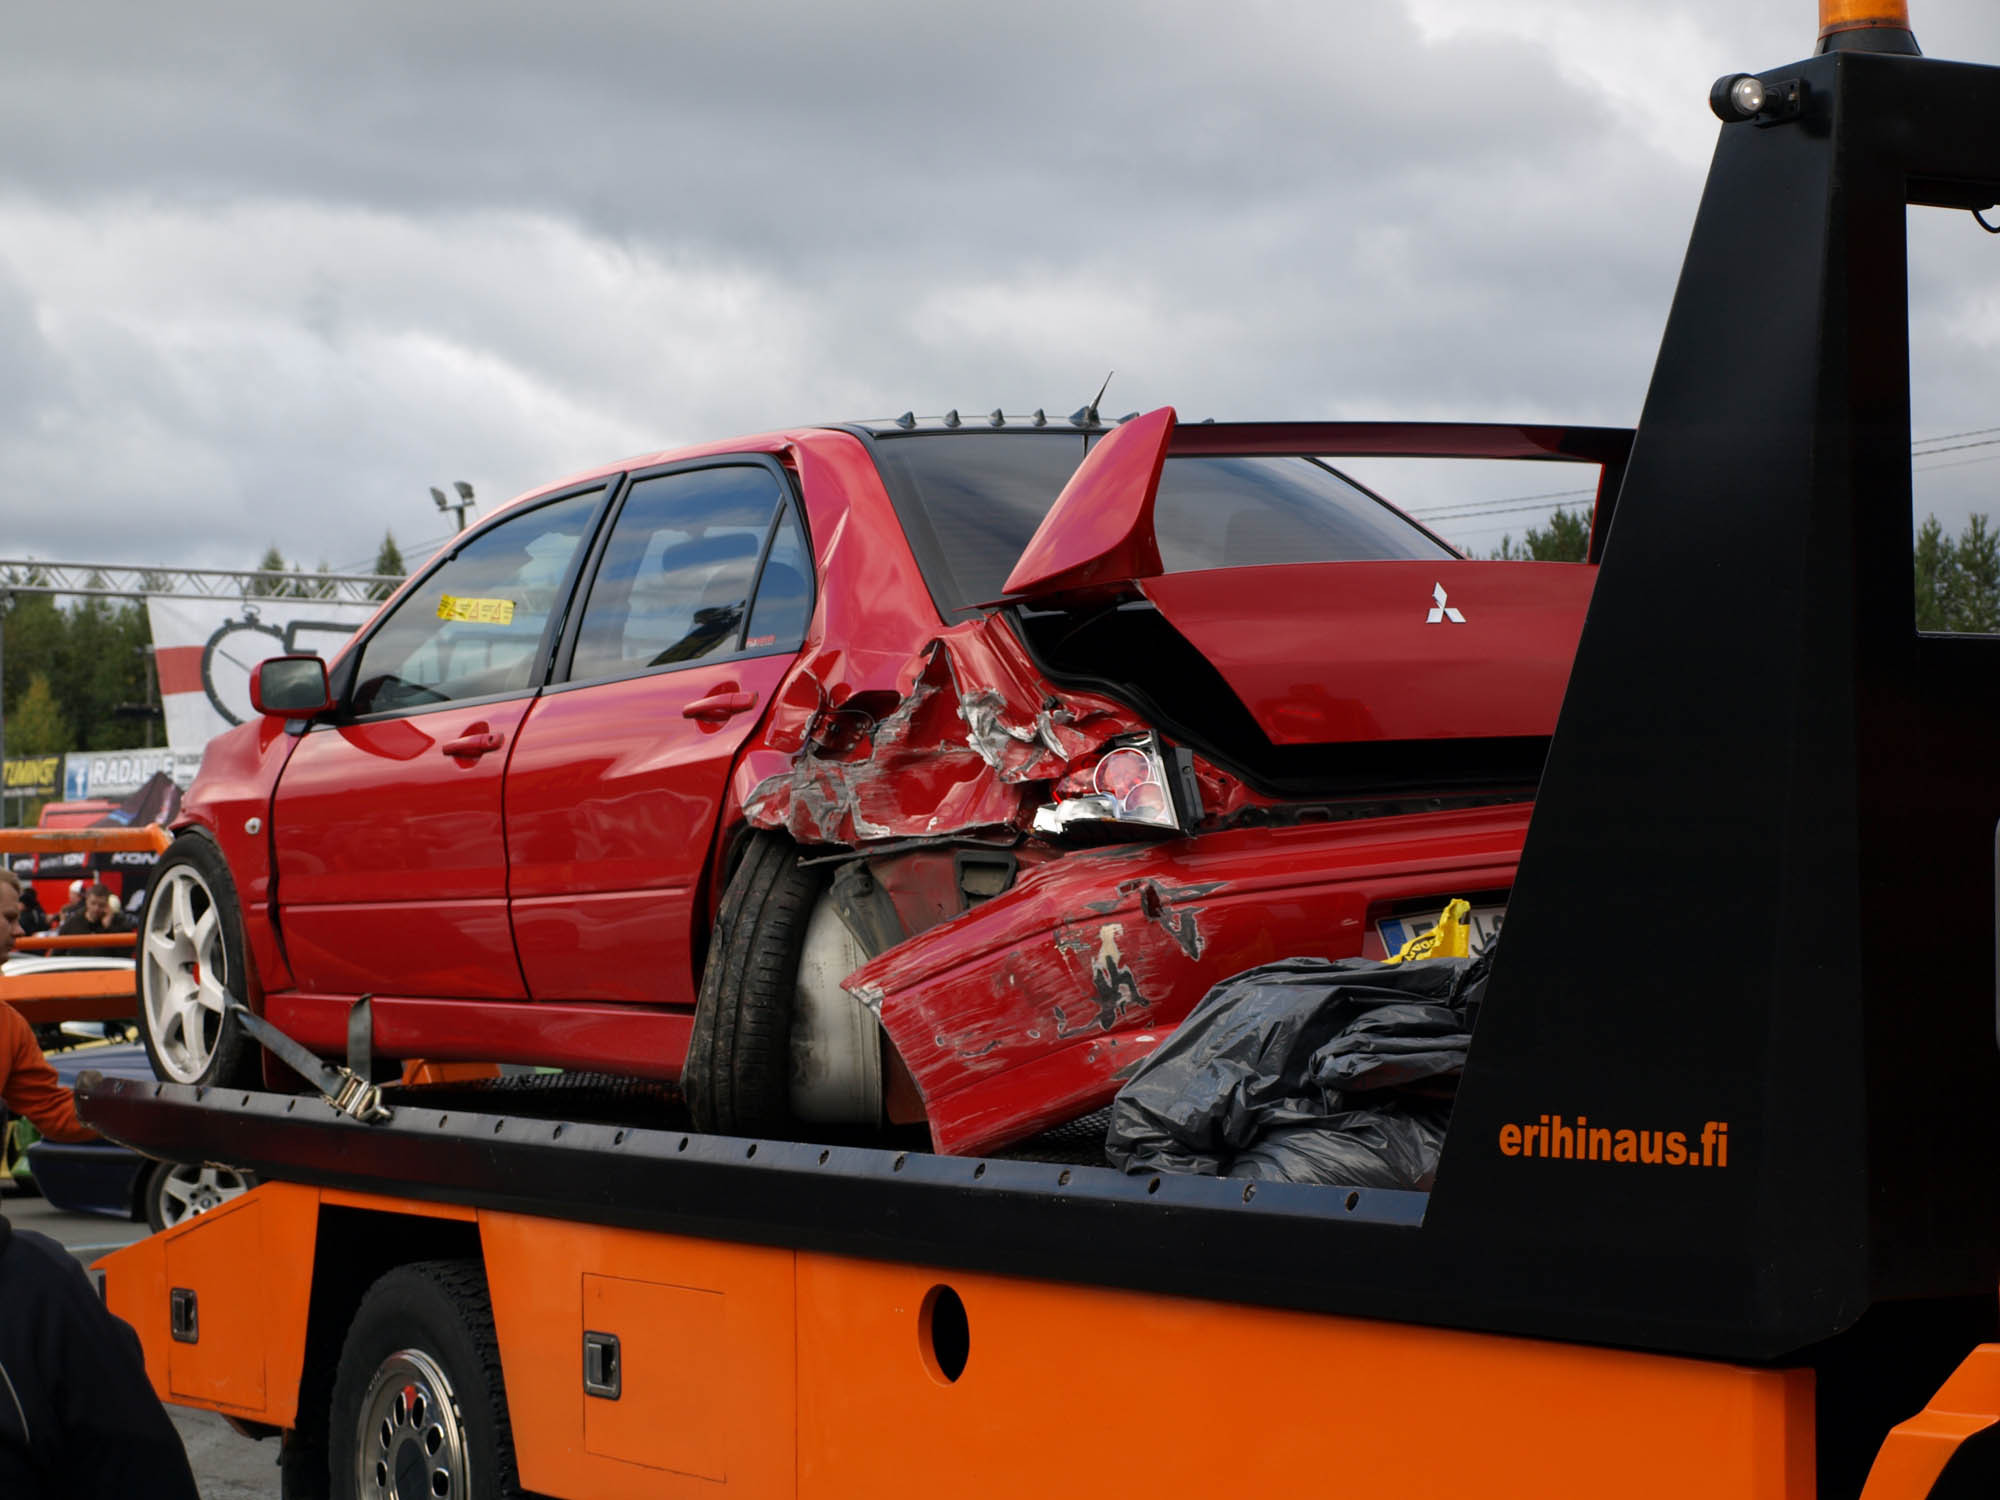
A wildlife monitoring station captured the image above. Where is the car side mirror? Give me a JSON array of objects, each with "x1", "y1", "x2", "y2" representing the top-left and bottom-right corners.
[{"x1": 250, "y1": 655, "x2": 333, "y2": 718}]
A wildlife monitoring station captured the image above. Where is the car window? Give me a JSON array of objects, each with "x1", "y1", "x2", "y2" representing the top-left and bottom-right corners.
[
  {"x1": 349, "y1": 489, "x2": 602, "y2": 716},
  {"x1": 869, "y1": 432, "x2": 1452, "y2": 614},
  {"x1": 868, "y1": 433, "x2": 1085, "y2": 612},
  {"x1": 743, "y1": 504, "x2": 811, "y2": 650},
  {"x1": 569, "y1": 465, "x2": 788, "y2": 682},
  {"x1": 1151, "y1": 457, "x2": 1453, "y2": 572}
]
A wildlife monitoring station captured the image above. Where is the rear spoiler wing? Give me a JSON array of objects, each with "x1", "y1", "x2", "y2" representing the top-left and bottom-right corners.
[{"x1": 1002, "y1": 409, "x2": 1634, "y2": 602}]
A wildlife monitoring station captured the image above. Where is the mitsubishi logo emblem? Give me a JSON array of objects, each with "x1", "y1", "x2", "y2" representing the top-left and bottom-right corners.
[{"x1": 1426, "y1": 582, "x2": 1466, "y2": 624}]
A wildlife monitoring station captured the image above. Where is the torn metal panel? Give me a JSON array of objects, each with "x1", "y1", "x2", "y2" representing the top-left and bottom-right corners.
[
  {"x1": 852, "y1": 803, "x2": 1534, "y2": 1156},
  {"x1": 742, "y1": 613, "x2": 1143, "y2": 847},
  {"x1": 1125, "y1": 878, "x2": 1223, "y2": 961}
]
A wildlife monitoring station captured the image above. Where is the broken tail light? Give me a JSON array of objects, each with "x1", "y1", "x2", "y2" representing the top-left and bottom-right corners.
[{"x1": 1033, "y1": 733, "x2": 1202, "y2": 837}]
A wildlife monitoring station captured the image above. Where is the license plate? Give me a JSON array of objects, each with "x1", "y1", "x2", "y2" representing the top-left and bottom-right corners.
[{"x1": 1376, "y1": 904, "x2": 1504, "y2": 958}]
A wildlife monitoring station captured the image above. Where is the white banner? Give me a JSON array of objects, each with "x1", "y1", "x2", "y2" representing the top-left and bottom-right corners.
[
  {"x1": 61, "y1": 748, "x2": 206, "y2": 801},
  {"x1": 146, "y1": 595, "x2": 380, "y2": 752}
]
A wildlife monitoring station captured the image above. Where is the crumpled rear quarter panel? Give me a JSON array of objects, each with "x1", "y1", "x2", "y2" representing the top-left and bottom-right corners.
[{"x1": 852, "y1": 803, "x2": 1533, "y2": 1155}]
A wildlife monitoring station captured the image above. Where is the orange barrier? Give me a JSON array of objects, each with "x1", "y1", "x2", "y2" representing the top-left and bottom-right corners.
[
  {"x1": 0, "y1": 969, "x2": 137, "y2": 1025},
  {"x1": 15, "y1": 932, "x2": 137, "y2": 953},
  {"x1": 0, "y1": 824, "x2": 155, "y2": 1025},
  {"x1": 0, "y1": 824, "x2": 171, "y2": 856}
]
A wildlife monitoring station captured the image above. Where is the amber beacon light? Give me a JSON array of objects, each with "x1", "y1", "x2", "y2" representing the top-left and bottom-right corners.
[{"x1": 1817, "y1": 0, "x2": 1921, "y2": 54}]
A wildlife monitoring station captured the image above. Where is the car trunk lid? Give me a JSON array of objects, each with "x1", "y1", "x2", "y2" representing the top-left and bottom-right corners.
[{"x1": 1136, "y1": 559, "x2": 1594, "y2": 744}]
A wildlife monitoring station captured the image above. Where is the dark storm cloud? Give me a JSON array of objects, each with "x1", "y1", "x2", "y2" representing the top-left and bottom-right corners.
[
  {"x1": 0, "y1": 0, "x2": 1993, "y2": 573},
  {"x1": 1, "y1": 2, "x2": 1585, "y2": 268}
]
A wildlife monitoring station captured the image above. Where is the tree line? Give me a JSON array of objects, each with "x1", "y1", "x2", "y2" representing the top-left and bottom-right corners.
[
  {"x1": 3, "y1": 511, "x2": 1994, "y2": 763},
  {"x1": 248, "y1": 533, "x2": 406, "y2": 601},
  {"x1": 1495, "y1": 505, "x2": 1998, "y2": 634},
  {"x1": 2, "y1": 589, "x2": 154, "y2": 755}
]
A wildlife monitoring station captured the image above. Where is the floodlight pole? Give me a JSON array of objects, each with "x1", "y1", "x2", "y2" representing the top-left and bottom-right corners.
[{"x1": 431, "y1": 481, "x2": 477, "y2": 532}]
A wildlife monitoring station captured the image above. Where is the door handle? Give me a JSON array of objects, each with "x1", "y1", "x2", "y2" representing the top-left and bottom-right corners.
[
  {"x1": 682, "y1": 690, "x2": 758, "y2": 722},
  {"x1": 441, "y1": 730, "x2": 505, "y2": 758}
]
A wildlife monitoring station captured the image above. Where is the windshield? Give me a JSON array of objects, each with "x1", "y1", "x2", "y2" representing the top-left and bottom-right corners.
[{"x1": 866, "y1": 431, "x2": 1453, "y2": 614}]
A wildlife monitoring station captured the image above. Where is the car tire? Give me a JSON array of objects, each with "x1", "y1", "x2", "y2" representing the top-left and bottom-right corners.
[
  {"x1": 684, "y1": 833, "x2": 828, "y2": 1137},
  {"x1": 142, "y1": 1159, "x2": 256, "y2": 1233},
  {"x1": 328, "y1": 1261, "x2": 520, "y2": 1500},
  {"x1": 138, "y1": 833, "x2": 260, "y2": 1089}
]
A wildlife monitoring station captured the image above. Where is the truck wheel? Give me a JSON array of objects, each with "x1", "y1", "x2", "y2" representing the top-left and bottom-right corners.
[
  {"x1": 685, "y1": 833, "x2": 827, "y2": 1137},
  {"x1": 329, "y1": 1261, "x2": 520, "y2": 1500},
  {"x1": 139, "y1": 835, "x2": 258, "y2": 1088},
  {"x1": 142, "y1": 1160, "x2": 255, "y2": 1232}
]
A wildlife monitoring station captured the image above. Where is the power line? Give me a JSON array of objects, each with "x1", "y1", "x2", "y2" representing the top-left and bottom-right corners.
[
  {"x1": 1914, "y1": 423, "x2": 2000, "y2": 448},
  {"x1": 1408, "y1": 490, "x2": 1592, "y2": 524},
  {"x1": 331, "y1": 531, "x2": 454, "y2": 577},
  {"x1": 1915, "y1": 450, "x2": 2000, "y2": 475},
  {"x1": 1409, "y1": 488, "x2": 1596, "y2": 523},
  {"x1": 1437, "y1": 449, "x2": 2000, "y2": 541},
  {"x1": 1409, "y1": 427, "x2": 2000, "y2": 528},
  {"x1": 1911, "y1": 434, "x2": 2000, "y2": 459}
]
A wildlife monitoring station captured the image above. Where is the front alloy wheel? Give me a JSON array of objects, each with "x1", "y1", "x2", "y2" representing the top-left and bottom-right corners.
[
  {"x1": 142, "y1": 865, "x2": 231, "y2": 1081},
  {"x1": 137, "y1": 835, "x2": 258, "y2": 1088}
]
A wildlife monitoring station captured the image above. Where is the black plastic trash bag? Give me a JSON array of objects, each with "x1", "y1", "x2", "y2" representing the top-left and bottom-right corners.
[
  {"x1": 1105, "y1": 952, "x2": 1488, "y2": 1190},
  {"x1": 1229, "y1": 1103, "x2": 1450, "y2": 1188}
]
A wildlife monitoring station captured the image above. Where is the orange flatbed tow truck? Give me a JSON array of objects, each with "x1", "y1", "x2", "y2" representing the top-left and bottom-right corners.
[{"x1": 74, "y1": 6, "x2": 2000, "y2": 1496}]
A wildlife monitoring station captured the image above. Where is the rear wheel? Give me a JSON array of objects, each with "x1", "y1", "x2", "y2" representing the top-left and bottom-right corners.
[
  {"x1": 138, "y1": 835, "x2": 258, "y2": 1088},
  {"x1": 328, "y1": 1261, "x2": 519, "y2": 1500},
  {"x1": 685, "y1": 834, "x2": 888, "y2": 1136}
]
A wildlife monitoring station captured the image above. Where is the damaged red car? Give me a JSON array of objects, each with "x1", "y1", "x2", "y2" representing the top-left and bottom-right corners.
[{"x1": 137, "y1": 406, "x2": 1626, "y2": 1155}]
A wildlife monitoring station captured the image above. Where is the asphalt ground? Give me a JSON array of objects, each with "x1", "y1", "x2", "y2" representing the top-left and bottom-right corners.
[{"x1": 2, "y1": 1186, "x2": 279, "y2": 1498}]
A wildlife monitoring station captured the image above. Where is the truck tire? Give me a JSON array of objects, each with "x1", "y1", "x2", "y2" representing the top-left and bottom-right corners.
[
  {"x1": 138, "y1": 834, "x2": 259, "y2": 1088},
  {"x1": 684, "y1": 833, "x2": 826, "y2": 1137},
  {"x1": 328, "y1": 1260, "x2": 520, "y2": 1500}
]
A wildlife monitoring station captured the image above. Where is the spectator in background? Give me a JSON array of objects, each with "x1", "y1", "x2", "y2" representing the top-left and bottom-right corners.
[
  {"x1": 57, "y1": 883, "x2": 128, "y2": 937},
  {"x1": 14, "y1": 885, "x2": 48, "y2": 937}
]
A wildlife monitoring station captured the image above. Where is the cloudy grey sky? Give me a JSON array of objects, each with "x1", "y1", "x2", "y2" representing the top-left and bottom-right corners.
[{"x1": 4, "y1": 0, "x2": 1997, "y2": 573}]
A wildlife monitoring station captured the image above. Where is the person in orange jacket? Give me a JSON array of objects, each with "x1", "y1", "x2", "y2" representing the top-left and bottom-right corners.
[{"x1": 0, "y1": 867, "x2": 96, "y2": 1143}]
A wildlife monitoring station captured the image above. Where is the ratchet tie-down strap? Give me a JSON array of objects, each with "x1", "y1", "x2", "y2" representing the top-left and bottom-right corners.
[{"x1": 225, "y1": 995, "x2": 393, "y2": 1124}]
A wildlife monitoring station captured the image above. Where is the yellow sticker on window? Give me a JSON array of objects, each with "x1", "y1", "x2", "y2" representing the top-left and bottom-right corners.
[{"x1": 436, "y1": 595, "x2": 516, "y2": 625}]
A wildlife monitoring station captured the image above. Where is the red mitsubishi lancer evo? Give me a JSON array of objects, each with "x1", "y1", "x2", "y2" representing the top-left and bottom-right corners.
[{"x1": 139, "y1": 406, "x2": 1623, "y2": 1156}]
